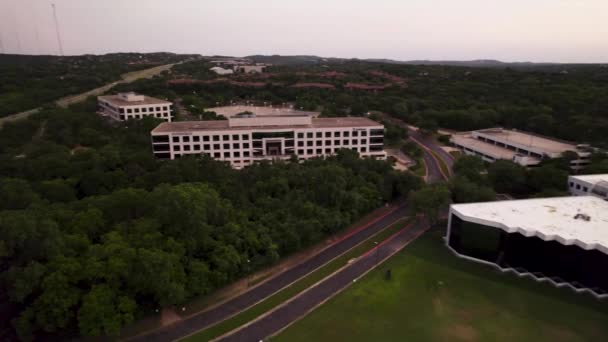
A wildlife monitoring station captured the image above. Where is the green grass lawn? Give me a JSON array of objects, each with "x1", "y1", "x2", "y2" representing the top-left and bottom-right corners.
[
  {"x1": 180, "y1": 218, "x2": 412, "y2": 341},
  {"x1": 273, "y1": 228, "x2": 608, "y2": 342}
]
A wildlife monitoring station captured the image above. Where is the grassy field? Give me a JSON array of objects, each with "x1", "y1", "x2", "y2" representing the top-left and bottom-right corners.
[
  {"x1": 180, "y1": 218, "x2": 412, "y2": 341},
  {"x1": 274, "y1": 228, "x2": 608, "y2": 342}
]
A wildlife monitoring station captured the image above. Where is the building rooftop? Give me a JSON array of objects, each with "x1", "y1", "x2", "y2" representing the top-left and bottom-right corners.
[
  {"x1": 451, "y1": 196, "x2": 608, "y2": 254},
  {"x1": 98, "y1": 94, "x2": 171, "y2": 106},
  {"x1": 152, "y1": 117, "x2": 383, "y2": 134},
  {"x1": 475, "y1": 128, "x2": 578, "y2": 154},
  {"x1": 569, "y1": 174, "x2": 608, "y2": 185},
  {"x1": 206, "y1": 105, "x2": 320, "y2": 118},
  {"x1": 451, "y1": 133, "x2": 538, "y2": 161}
]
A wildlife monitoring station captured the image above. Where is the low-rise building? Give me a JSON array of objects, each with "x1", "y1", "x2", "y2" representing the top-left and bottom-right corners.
[
  {"x1": 234, "y1": 65, "x2": 266, "y2": 73},
  {"x1": 150, "y1": 115, "x2": 386, "y2": 168},
  {"x1": 209, "y1": 66, "x2": 234, "y2": 75},
  {"x1": 450, "y1": 128, "x2": 591, "y2": 169},
  {"x1": 98, "y1": 92, "x2": 173, "y2": 122},
  {"x1": 446, "y1": 196, "x2": 608, "y2": 298},
  {"x1": 568, "y1": 174, "x2": 608, "y2": 199}
]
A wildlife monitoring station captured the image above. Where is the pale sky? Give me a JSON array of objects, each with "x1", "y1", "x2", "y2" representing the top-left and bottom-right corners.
[{"x1": 1, "y1": 0, "x2": 607, "y2": 62}]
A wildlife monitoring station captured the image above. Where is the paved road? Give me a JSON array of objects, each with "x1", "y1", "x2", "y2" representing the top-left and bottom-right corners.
[
  {"x1": 409, "y1": 128, "x2": 455, "y2": 172},
  {"x1": 127, "y1": 203, "x2": 411, "y2": 342},
  {"x1": 216, "y1": 220, "x2": 429, "y2": 342},
  {"x1": 0, "y1": 61, "x2": 185, "y2": 128}
]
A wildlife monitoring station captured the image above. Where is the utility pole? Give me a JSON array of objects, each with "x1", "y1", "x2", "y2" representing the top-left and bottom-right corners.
[{"x1": 51, "y1": 4, "x2": 64, "y2": 56}]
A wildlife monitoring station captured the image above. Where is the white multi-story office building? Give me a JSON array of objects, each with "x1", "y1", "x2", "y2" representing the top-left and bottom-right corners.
[
  {"x1": 150, "y1": 115, "x2": 386, "y2": 168},
  {"x1": 568, "y1": 174, "x2": 608, "y2": 199},
  {"x1": 98, "y1": 92, "x2": 174, "y2": 122},
  {"x1": 450, "y1": 128, "x2": 591, "y2": 168}
]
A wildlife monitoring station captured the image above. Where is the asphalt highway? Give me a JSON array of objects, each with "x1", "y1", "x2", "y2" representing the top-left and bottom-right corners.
[
  {"x1": 216, "y1": 220, "x2": 429, "y2": 342},
  {"x1": 128, "y1": 203, "x2": 411, "y2": 342}
]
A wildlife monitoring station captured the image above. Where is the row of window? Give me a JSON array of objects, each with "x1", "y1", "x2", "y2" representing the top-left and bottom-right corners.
[
  {"x1": 171, "y1": 134, "x2": 250, "y2": 143},
  {"x1": 168, "y1": 146, "x2": 379, "y2": 159},
  {"x1": 122, "y1": 113, "x2": 171, "y2": 120},
  {"x1": 120, "y1": 106, "x2": 171, "y2": 114},
  {"x1": 165, "y1": 138, "x2": 383, "y2": 152},
  {"x1": 171, "y1": 143, "x2": 251, "y2": 152},
  {"x1": 297, "y1": 139, "x2": 371, "y2": 147},
  {"x1": 296, "y1": 130, "x2": 370, "y2": 139},
  {"x1": 569, "y1": 182, "x2": 589, "y2": 192},
  {"x1": 163, "y1": 130, "x2": 385, "y2": 144}
]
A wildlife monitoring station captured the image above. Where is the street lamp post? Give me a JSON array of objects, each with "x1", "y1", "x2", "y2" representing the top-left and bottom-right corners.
[
  {"x1": 374, "y1": 241, "x2": 379, "y2": 265},
  {"x1": 246, "y1": 259, "x2": 251, "y2": 287}
]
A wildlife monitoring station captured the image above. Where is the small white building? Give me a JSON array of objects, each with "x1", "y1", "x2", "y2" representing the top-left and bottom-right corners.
[
  {"x1": 98, "y1": 92, "x2": 173, "y2": 122},
  {"x1": 150, "y1": 115, "x2": 386, "y2": 169},
  {"x1": 568, "y1": 174, "x2": 608, "y2": 199},
  {"x1": 210, "y1": 66, "x2": 234, "y2": 75},
  {"x1": 234, "y1": 65, "x2": 266, "y2": 74},
  {"x1": 450, "y1": 128, "x2": 591, "y2": 169}
]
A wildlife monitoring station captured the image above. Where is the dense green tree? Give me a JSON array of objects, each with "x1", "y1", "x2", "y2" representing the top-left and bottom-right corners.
[
  {"x1": 453, "y1": 155, "x2": 486, "y2": 182},
  {"x1": 449, "y1": 176, "x2": 496, "y2": 203},
  {"x1": 487, "y1": 160, "x2": 527, "y2": 195},
  {"x1": 409, "y1": 184, "x2": 451, "y2": 223}
]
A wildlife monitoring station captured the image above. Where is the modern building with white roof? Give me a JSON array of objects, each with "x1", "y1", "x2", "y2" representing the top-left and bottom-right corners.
[
  {"x1": 568, "y1": 174, "x2": 608, "y2": 199},
  {"x1": 150, "y1": 115, "x2": 386, "y2": 168},
  {"x1": 450, "y1": 128, "x2": 591, "y2": 169},
  {"x1": 446, "y1": 196, "x2": 608, "y2": 297},
  {"x1": 98, "y1": 92, "x2": 173, "y2": 122}
]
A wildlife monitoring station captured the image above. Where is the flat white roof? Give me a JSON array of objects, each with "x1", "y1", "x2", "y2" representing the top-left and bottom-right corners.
[
  {"x1": 451, "y1": 196, "x2": 608, "y2": 254},
  {"x1": 451, "y1": 133, "x2": 520, "y2": 159},
  {"x1": 151, "y1": 117, "x2": 383, "y2": 134},
  {"x1": 474, "y1": 128, "x2": 578, "y2": 154},
  {"x1": 569, "y1": 174, "x2": 608, "y2": 185},
  {"x1": 206, "y1": 105, "x2": 320, "y2": 118}
]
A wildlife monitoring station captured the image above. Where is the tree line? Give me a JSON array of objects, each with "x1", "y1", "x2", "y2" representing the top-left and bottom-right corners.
[{"x1": 0, "y1": 105, "x2": 422, "y2": 341}]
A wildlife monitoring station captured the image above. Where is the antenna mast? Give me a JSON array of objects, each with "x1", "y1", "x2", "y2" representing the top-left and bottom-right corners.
[{"x1": 51, "y1": 3, "x2": 64, "y2": 55}]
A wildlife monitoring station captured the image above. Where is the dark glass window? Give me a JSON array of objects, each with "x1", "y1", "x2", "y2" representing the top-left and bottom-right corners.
[{"x1": 172, "y1": 136, "x2": 180, "y2": 143}]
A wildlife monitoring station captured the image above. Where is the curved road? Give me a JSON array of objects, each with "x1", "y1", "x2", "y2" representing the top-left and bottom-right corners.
[
  {"x1": 216, "y1": 219, "x2": 429, "y2": 342},
  {"x1": 0, "y1": 60, "x2": 190, "y2": 128},
  {"x1": 127, "y1": 203, "x2": 411, "y2": 342}
]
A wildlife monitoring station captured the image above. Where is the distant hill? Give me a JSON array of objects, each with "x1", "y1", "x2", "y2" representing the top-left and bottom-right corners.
[
  {"x1": 246, "y1": 55, "x2": 329, "y2": 65},
  {"x1": 242, "y1": 55, "x2": 569, "y2": 68},
  {"x1": 363, "y1": 58, "x2": 561, "y2": 67}
]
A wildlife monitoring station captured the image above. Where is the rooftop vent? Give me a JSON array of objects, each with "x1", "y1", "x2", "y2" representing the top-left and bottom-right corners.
[{"x1": 574, "y1": 213, "x2": 591, "y2": 221}]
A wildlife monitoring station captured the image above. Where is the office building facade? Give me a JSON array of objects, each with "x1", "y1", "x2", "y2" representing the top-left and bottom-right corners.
[
  {"x1": 150, "y1": 115, "x2": 386, "y2": 168},
  {"x1": 98, "y1": 92, "x2": 173, "y2": 122}
]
